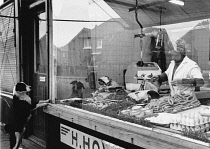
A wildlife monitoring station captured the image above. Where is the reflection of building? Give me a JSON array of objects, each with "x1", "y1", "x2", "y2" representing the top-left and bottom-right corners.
[
  {"x1": 57, "y1": 28, "x2": 92, "y2": 77},
  {"x1": 54, "y1": 19, "x2": 210, "y2": 87},
  {"x1": 180, "y1": 20, "x2": 210, "y2": 79},
  {"x1": 55, "y1": 19, "x2": 136, "y2": 87},
  {"x1": 90, "y1": 19, "x2": 172, "y2": 85},
  {"x1": 55, "y1": 18, "x2": 174, "y2": 87},
  {"x1": 53, "y1": 28, "x2": 93, "y2": 99}
]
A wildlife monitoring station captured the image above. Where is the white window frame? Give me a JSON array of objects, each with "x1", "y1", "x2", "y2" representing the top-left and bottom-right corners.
[
  {"x1": 96, "y1": 39, "x2": 102, "y2": 49},
  {"x1": 83, "y1": 38, "x2": 92, "y2": 49},
  {"x1": 63, "y1": 52, "x2": 66, "y2": 57}
]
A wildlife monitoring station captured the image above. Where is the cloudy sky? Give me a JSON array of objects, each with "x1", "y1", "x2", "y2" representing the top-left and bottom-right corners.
[
  {"x1": 51, "y1": 0, "x2": 202, "y2": 48},
  {"x1": 51, "y1": 0, "x2": 120, "y2": 47},
  {"x1": 0, "y1": 0, "x2": 204, "y2": 48},
  {"x1": 160, "y1": 20, "x2": 201, "y2": 47}
]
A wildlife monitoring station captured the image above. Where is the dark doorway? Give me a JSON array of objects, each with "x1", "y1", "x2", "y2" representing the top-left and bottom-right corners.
[
  {"x1": 32, "y1": 12, "x2": 48, "y2": 140},
  {"x1": 20, "y1": 1, "x2": 47, "y2": 142}
]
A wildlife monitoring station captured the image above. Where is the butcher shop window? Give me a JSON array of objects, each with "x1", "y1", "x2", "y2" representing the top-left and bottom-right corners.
[{"x1": 51, "y1": 0, "x2": 210, "y2": 102}]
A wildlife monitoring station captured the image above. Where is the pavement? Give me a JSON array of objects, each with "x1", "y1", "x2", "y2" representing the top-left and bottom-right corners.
[{"x1": 0, "y1": 123, "x2": 27, "y2": 149}]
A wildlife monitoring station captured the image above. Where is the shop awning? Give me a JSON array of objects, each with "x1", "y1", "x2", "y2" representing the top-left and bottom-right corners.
[{"x1": 104, "y1": 0, "x2": 210, "y2": 29}]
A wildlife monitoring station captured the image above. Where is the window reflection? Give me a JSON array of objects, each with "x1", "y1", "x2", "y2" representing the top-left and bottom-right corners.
[
  {"x1": 52, "y1": 0, "x2": 210, "y2": 101},
  {"x1": 37, "y1": 13, "x2": 47, "y2": 73}
]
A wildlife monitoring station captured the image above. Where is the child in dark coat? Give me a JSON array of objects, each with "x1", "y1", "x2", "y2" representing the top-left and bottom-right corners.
[{"x1": 5, "y1": 82, "x2": 50, "y2": 149}]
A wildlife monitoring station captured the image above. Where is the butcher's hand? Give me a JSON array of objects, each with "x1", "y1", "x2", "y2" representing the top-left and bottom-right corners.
[{"x1": 171, "y1": 79, "x2": 182, "y2": 86}]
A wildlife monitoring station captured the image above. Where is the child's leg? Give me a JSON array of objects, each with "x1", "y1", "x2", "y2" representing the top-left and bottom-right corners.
[
  {"x1": 10, "y1": 132, "x2": 16, "y2": 149},
  {"x1": 4, "y1": 124, "x2": 16, "y2": 149}
]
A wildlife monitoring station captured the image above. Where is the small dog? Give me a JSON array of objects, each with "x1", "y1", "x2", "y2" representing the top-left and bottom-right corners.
[{"x1": 70, "y1": 80, "x2": 85, "y2": 98}]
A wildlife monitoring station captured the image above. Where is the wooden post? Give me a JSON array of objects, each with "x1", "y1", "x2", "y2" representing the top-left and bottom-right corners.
[
  {"x1": 46, "y1": 2, "x2": 53, "y2": 148},
  {"x1": 46, "y1": 0, "x2": 55, "y2": 103},
  {"x1": 14, "y1": 0, "x2": 22, "y2": 82}
]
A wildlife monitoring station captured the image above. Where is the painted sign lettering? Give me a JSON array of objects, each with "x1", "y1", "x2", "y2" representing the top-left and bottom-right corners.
[{"x1": 60, "y1": 124, "x2": 105, "y2": 149}]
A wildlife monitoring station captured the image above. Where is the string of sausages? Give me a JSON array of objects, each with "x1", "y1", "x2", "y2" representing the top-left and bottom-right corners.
[{"x1": 145, "y1": 94, "x2": 201, "y2": 113}]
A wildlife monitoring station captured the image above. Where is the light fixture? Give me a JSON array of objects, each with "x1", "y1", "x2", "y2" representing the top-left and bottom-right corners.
[{"x1": 169, "y1": 0, "x2": 184, "y2": 6}]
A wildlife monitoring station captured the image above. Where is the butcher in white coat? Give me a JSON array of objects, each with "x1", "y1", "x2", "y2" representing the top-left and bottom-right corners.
[{"x1": 153, "y1": 40, "x2": 204, "y2": 99}]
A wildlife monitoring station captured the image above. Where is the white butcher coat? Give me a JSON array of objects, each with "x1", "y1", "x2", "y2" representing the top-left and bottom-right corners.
[{"x1": 165, "y1": 56, "x2": 203, "y2": 97}]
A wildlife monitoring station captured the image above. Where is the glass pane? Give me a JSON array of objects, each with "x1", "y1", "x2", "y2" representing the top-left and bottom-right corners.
[
  {"x1": 52, "y1": 0, "x2": 210, "y2": 102},
  {"x1": 37, "y1": 13, "x2": 47, "y2": 73},
  {"x1": 52, "y1": 0, "x2": 128, "y2": 100}
]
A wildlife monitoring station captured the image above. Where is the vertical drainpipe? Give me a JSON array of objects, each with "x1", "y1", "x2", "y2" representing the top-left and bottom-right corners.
[
  {"x1": 14, "y1": 0, "x2": 22, "y2": 82},
  {"x1": 46, "y1": 0, "x2": 54, "y2": 102}
]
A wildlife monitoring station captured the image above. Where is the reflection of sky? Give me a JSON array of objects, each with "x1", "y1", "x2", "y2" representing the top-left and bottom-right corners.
[
  {"x1": 52, "y1": 0, "x2": 120, "y2": 47},
  {"x1": 155, "y1": 20, "x2": 205, "y2": 49},
  {"x1": 45, "y1": 0, "x2": 207, "y2": 48}
]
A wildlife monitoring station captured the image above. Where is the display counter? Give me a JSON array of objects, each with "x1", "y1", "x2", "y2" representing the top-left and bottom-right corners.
[
  {"x1": 196, "y1": 90, "x2": 210, "y2": 102},
  {"x1": 44, "y1": 90, "x2": 210, "y2": 149}
]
